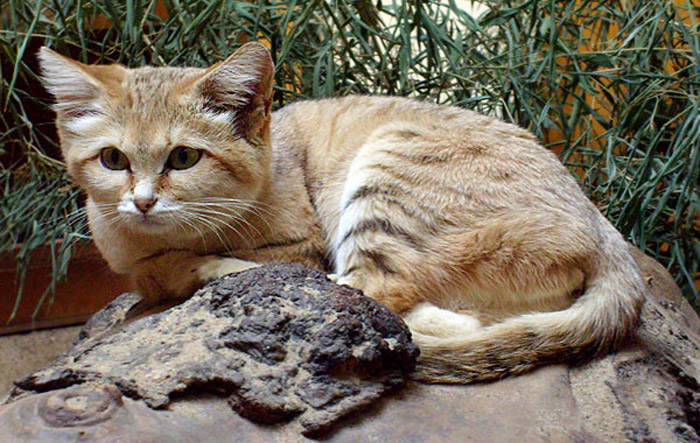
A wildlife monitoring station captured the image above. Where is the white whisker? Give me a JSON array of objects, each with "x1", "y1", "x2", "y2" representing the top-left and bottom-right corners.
[
  {"x1": 167, "y1": 211, "x2": 210, "y2": 251},
  {"x1": 186, "y1": 212, "x2": 239, "y2": 255},
  {"x1": 190, "y1": 206, "x2": 266, "y2": 247}
]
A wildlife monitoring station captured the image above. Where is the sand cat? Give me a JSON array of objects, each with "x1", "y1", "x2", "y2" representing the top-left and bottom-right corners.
[{"x1": 39, "y1": 42, "x2": 645, "y2": 383}]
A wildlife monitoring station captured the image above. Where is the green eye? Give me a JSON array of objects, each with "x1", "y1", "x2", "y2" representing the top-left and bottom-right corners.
[
  {"x1": 100, "y1": 147, "x2": 130, "y2": 170},
  {"x1": 167, "y1": 146, "x2": 203, "y2": 170}
]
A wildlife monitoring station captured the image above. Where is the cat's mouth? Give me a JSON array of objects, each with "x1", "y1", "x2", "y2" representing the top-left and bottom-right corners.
[
  {"x1": 122, "y1": 212, "x2": 172, "y2": 231},
  {"x1": 138, "y1": 214, "x2": 164, "y2": 224}
]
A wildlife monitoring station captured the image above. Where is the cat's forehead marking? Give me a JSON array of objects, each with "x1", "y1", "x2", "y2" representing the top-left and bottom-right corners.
[
  {"x1": 110, "y1": 66, "x2": 202, "y2": 148},
  {"x1": 123, "y1": 66, "x2": 201, "y2": 110}
]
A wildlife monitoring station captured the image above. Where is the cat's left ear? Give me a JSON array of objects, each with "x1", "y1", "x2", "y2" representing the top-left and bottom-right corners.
[
  {"x1": 194, "y1": 42, "x2": 274, "y2": 143},
  {"x1": 38, "y1": 47, "x2": 126, "y2": 117}
]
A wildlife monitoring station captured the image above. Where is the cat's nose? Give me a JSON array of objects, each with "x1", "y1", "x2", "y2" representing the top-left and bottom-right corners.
[{"x1": 134, "y1": 196, "x2": 157, "y2": 214}]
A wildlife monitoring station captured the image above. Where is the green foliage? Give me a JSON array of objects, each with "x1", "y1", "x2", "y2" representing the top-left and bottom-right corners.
[{"x1": 1, "y1": 0, "x2": 698, "y2": 318}]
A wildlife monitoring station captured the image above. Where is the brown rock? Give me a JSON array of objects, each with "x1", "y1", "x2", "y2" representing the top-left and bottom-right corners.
[{"x1": 5, "y1": 263, "x2": 418, "y2": 437}]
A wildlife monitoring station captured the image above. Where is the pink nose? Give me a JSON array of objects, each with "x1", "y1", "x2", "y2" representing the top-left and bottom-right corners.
[{"x1": 134, "y1": 197, "x2": 157, "y2": 214}]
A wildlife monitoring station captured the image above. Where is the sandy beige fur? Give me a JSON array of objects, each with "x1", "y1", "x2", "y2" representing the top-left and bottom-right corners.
[{"x1": 39, "y1": 43, "x2": 645, "y2": 383}]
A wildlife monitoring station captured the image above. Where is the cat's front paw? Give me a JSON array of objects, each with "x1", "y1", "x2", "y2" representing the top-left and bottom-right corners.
[{"x1": 198, "y1": 257, "x2": 261, "y2": 282}]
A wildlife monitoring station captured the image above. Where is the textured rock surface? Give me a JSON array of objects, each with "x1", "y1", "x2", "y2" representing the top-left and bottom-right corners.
[
  {"x1": 1, "y1": 252, "x2": 699, "y2": 441},
  {"x1": 570, "y1": 346, "x2": 700, "y2": 442},
  {"x1": 569, "y1": 250, "x2": 700, "y2": 442},
  {"x1": 0, "y1": 325, "x2": 82, "y2": 396},
  {"x1": 0, "y1": 367, "x2": 589, "y2": 442},
  {"x1": 6, "y1": 263, "x2": 418, "y2": 436}
]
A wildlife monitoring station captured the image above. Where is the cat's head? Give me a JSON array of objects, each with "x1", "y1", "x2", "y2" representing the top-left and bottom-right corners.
[{"x1": 38, "y1": 43, "x2": 274, "y2": 234}]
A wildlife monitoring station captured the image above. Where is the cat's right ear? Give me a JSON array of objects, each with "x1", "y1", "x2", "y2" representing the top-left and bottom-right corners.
[
  {"x1": 188, "y1": 42, "x2": 274, "y2": 144},
  {"x1": 37, "y1": 47, "x2": 126, "y2": 117}
]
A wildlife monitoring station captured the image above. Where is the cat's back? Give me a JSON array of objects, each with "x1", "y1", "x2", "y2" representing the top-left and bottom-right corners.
[
  {"x1": 272, "y1": 95, "x2": 572, "y2": 192},
  {"x1": 270, "y1": 95, "x2": 589, "y2": 240},
  {"x1": 273, "y1": 95, "x2": 548, "y2": 161}
]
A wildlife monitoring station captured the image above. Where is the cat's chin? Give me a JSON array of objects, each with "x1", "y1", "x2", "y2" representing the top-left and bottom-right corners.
[{"x1": 124, "y1": 214, "x2": 175, "y2": 234}]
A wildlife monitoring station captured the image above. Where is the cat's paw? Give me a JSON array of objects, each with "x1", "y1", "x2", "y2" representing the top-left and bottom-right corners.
[
  {"x1": 326, "y1": 273, "x2": 338, "y2": 282},
  {"x1": 402, "y1": 303, "x2": 482, "y2": 338},
  {"x1": 198, "y1": 257, "x2": 261, "y2": 281}
]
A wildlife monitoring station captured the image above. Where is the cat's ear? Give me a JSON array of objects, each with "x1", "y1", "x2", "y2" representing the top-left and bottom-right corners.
[
  {"x1": 38, "y1": 47, "x2": 126, "y2": 117},
  {"x1": 194, "y1": 42, "x2": 274, "y2": 143}
]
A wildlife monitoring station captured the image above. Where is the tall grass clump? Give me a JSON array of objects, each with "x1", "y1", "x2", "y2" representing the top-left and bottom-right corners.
[{"x1": 1, "y1": 0, "x2": 698, "y2": 318}]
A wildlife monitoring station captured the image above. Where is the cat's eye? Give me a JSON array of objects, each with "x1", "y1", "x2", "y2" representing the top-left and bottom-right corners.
[
  {"x1": 167, "y1": 146, "x2": 203, "y2": 170},
  {"x1": 100, "y1": 147, "x2": 130, "y2": 171}
]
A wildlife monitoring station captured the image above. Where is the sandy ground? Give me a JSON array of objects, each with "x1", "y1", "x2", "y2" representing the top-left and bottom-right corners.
[{"x1": 0, "y1": 326, "x2": 81, "y2": 397}]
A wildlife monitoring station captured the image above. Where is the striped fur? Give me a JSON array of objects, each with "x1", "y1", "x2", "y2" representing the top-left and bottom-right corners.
[{"x1": 40, "y1": 43, "x2": 645, "y2": 383}]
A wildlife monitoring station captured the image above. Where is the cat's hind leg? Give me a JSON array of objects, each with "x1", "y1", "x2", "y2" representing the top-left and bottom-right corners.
[
  {"x1": 332, "y1": 185, "x2": 432, "y2": 312},
  {"x1": 332, "y1": 134, "x2": 451, "y2": 313}
]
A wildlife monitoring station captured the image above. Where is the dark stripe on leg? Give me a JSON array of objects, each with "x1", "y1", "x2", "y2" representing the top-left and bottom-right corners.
[
  {"x1": 360, "y1": 249, "x2": 398, "y2": 275},
  {"x1": 345, "y1": 188, "x2": 446, "y2": 230},
  {"x1": 383, "y1": 149, "x2": 452, "y2": 165},
  {"x1": 338, "y1": 265, "x2": 359, "y2": 279},
  {"x1": 343, "y1": 183, "x2": 408, "y2": 210},
  {"x1": 338, "y1": 217, "x2": 424, "y2": 252},
  {"x1": 395, "y1": 129, "x2": 420, "y2": 139}
]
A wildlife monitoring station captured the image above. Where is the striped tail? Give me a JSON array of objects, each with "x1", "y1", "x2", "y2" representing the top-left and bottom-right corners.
[{"x1": 411, "y1": 249, "x2": 645, "y2": 384}]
